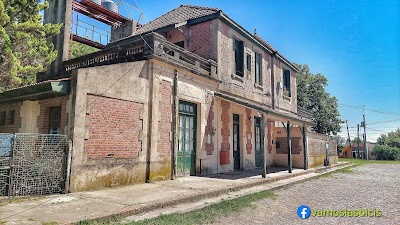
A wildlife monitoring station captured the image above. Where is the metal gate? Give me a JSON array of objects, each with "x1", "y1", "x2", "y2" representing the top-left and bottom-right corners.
[
  {"x1": 0, "y1": 133, "x2": 68, "y2": 196},
  {"x1": 0, "y1": 134, "x2": 14, "y2": 196}
]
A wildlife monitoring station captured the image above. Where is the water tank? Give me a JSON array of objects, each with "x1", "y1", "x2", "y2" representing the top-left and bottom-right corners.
[
  {"x1": 90, "y1": 0, "x2": 102, "y2": 5},
  {"x1": 101, "y1": 0, "x2": 118, "y2": 13}
]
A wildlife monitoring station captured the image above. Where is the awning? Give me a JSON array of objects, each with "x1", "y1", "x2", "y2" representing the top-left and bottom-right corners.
[
  {"x1": 215, "y1": 92, "x2": 315, "y2": 126},
  {"x1": 0, "y1": 79, "x2": 70, "y2": 103}
]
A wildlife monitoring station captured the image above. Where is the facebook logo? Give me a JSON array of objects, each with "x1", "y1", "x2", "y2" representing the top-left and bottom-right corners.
[{"x1": 297, "y1": 205, "x2": 311, "y2": 219}]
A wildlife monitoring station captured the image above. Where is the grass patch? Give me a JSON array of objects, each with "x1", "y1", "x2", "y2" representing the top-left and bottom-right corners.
[
  {"x1": 339, "y1": 158, "x2": 400, "y2": 166},
  {"x1": 42, "y1": 222, "x2": 57, "y2": 225},
  {"x1": 0, "y1": 196, "x2": 45, "y2": 207},
  {"x1": 128, "y1": 190, "x2": 276, "y2": 225},
  {"x1": 318, "y1": 165, "x2": 355, "y2": 178},
  {"x1": 0, "y1": 221, "x2": 6, "y2": 225},
  {"x1": 77, "y1": 215, "x2": 124, "y2": 225}
]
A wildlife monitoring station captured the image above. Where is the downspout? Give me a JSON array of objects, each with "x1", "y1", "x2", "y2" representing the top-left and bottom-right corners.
[
  {"x1": 172, "y1": 70, "x2": 179, "y2": 180},
  {"x1": 145, "y1": 62, "x2": 154, "y2": 183}
]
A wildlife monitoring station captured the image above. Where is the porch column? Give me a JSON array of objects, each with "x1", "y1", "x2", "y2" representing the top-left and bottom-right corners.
[
  {"x1": 301, "y1": 126, "x2": 308, "y2": 170},
  {"x1": 172, "y1": 70, "x2": 179, "y2": 180},
  {"x1": 285, "y1": 121, "x2": 293, "y2": 173},
  {"x1": 261, "y1": 114, "x2": 267, "y2": 178}
]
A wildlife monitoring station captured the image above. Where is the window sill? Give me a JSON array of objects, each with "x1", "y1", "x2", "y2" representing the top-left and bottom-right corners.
[
  {"x1": 231, "y1": 74, "x2": 244, "y2": 82},
  {"x1": 254, "y1": 83, "x2": 263, "y2": 91},
  {"x1": 283, "y1": 95, "x2": 291, "y2": 101}
]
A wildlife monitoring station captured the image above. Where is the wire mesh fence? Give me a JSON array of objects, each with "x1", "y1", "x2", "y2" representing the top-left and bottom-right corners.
[
  {"x1": 0, "y1": 134, "x2": 68, "y2": 197},
  {"x1": 0, "y1": 134, "x2": 14, "y2": 196}
]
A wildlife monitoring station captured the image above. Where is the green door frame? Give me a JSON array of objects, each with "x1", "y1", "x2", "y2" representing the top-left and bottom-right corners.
[
  {"x1": 233, "y1": 114, "x2": 240, "y2": 170},
  {"x1": 177, "y1": 101, "x2": 197, "y2": 176}
]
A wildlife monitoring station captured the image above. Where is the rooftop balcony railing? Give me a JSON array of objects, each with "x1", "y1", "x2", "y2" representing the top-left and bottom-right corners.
[{"x1": 63, "y1": 32, "x2": 218, "y2": 79}]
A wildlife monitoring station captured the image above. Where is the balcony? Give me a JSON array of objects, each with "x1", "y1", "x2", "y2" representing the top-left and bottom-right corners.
[{"x1": 63, "y1": 32, "x2": 218, "y2": 79}]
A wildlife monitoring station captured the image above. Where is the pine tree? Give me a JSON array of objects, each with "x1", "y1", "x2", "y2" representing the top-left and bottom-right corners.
[{"x1": 0, "y1": 0, "x2": 62, "y2": 92}]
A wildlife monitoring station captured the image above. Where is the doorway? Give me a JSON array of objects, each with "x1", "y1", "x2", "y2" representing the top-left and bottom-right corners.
[
  {"x1": 233, "y1": 114, "x2": 240, "y2": 170},
  {"x1": 177, "y1": 101, "x2": 197, "y2": 176}
]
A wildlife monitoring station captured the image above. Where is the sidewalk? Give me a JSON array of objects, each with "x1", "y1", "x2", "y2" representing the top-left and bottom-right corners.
[{"x1": 0, "y1": 163, "x2": 351, "y2": 225}]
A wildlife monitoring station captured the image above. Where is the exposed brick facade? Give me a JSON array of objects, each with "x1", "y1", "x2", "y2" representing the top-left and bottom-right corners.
[
  {"x1": 190, "y1": 21, "x2": 212, "y2": 59},
  {"x1": 275, "y1": 137, "x2": 301, "y2": 154},
  {"x1": 220, "y1": 23, "x2": 231, "y2": 83},
  {"x1": 0, "y1": 102, "x2": 22, "y2": 133},
  {"x1": 84, "y1": 94, "x2": 143, "y2": 159},
  {"x1": 37, "y1": 96, "x2": 69, "y2": 134},
  {"x1": 205, "y1": 95, "x2": 215, "y2": 155},
  {"x1": 220, "y1": 100, "x2": 230, "y2": 165},
  {"x1": 158, "y1": 81, "x2": 173, "y2": 157},
  {"x1": 245, "y1": 108, "x2": 252, "y2": 154}
]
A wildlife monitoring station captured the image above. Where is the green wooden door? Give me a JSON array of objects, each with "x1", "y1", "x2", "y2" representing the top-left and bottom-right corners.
[
  {"x1": 177, "y1": 101, "x2": 196, "y2": 176},
  {"x1": 254, "y1": 117, "x2": 263, "y2": 167},
  {"x1": 233, "y1": 114, "x2": 240, "y2": 170}
]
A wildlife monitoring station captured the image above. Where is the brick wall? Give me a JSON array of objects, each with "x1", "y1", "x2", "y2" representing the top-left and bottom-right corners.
[
  {"x1": 37, "y1": 96, "x2": 69, "y2": 134},
  {"x1": 84, "y1": 94, "x2": 143, "y2": 159},
  {"x1": 0, "y1": 102, "x2": 22, "y2": 133},
  {"x1": 158, "y1": 81, "x2": 173, "y2": 157},
  {"x1": 275, "y1": 137, "x2": 302, "y2": 154},
  {"x1": 220, "y1": 100, "x2": 230, "y2": 164},
  {"x1": 205, "y1": 94, "x2": 215, "y2": 155},
  {"x1": 308, "y1": 132, "x2": 338, "y2": 167},
  {"x1": 190, "y1": 21, "x2": 212, "y2": 59}
]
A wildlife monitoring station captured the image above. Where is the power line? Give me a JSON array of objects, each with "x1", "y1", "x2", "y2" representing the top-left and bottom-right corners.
[{"x1": 339, "y1": 103, "x2": 400, "y2": 117}]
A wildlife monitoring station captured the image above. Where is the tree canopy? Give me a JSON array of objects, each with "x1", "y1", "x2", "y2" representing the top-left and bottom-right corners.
[
  {"x1": 296, "y1": 64, "x2": 341, "y2": 135},
  {"x1": 377, "y1": 128, "x2": 400, "y2": 148},
  {"x1": 0, "y1": 0, "x2": 62, "y2": 92}
]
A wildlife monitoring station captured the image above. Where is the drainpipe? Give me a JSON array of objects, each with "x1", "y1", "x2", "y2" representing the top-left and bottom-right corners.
[
  {"x1": 172, "y1": 70, "x2": 179, "y2": 180},
  {"x1": 145, "y1": 63, "x2": 154, "y2": 183}
]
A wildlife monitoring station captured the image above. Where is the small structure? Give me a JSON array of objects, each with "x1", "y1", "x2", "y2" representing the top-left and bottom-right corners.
[{"x1": 0, "y1": 5, "x2": 338, "y2": 194}]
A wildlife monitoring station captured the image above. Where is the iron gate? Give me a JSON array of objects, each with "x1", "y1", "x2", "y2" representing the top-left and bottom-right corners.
[
  {"x1": 0, "y1": 133, "x2": 68, "y2": 196},
  {"x1": 0, "y1": 134, "x2": 14, "y2": 196}
]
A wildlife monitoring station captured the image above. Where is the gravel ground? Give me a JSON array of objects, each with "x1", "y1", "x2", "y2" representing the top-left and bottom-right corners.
[{"x1": 212, "y1": 164, "x2": 400, "y2": 225}]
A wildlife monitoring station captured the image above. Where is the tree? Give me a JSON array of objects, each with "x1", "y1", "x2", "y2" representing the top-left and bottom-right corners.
[
  {"x1": 0, "y1": 0, "x2": 62, "y2": 92},
  {"x1": 71, "y1": 41, "x2": 99, "y2": 59},
  {"x1": 352, "y1": 137, "x2": 362, "y2": 144},
  {"x1": 296, "y1": 64, "x2": 341, "y2": 135},
  {"x1": 333, "y1": 135, "x2": 346, "y2": 154},
  {"x1": 373, "y1": 145, "x2": 399, "y2": 160},
  {"x1": 377, "y1": 128, "x2": 400, "y2": 148}
]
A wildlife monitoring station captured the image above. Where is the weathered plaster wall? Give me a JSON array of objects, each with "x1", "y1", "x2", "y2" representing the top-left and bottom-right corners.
[
  {"x1": 308, "y1": 132, "x2": 338, "y2": 168},
  {"x1": 273, "y1": 126, "x2": 305, "y2": 168}
]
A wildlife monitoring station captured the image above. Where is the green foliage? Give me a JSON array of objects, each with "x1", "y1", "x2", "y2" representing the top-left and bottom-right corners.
[
  {"x1": 0, "y1": 0, "x2": 62, "y2": 91},
  {"x1": 352, "y1": 137, "x2": 362, "y2": 144},
  {"x1": 377, "y1": 128, "x2": 400, "y2": 148},
  {"x1": 373, "y1": 145, "x2": 399, "y2": 160},
  {"x1": 71, "y1": 41, "x2": 99, "y2": 59},
  {"x1": 296, "y1": 64, "x2": 341, "y2": 135},
  {"x1": 333, "y1": 135, "x2": 346, "y2": 154}
]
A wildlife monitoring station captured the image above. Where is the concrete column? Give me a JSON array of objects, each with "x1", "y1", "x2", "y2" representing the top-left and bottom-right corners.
[
  {"x1": 302, "y1": 126, "x2": 308, "y2": 170},
  {"x1": 286, "y1": 121, "x2": 292, "y2": 173},
  {"x1": 43, "y1": 0, "x2": 72, "y2": 80}
]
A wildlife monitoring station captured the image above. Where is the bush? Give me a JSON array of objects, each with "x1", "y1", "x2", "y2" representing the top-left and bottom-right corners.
[{"x1": 373, "y1": 145, "x2": 399, "y2": 160}]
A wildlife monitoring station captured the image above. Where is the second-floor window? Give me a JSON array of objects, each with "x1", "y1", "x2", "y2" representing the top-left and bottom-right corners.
[
  {"x1": 234, "y1": 39, "x2": 244, "y2": 77},
  {"x1": 255, "y1": 52, "x2": 262, "y2": 85},
  {"x1": 283, "y1": 69, "x2": 291, "y2": 97}
]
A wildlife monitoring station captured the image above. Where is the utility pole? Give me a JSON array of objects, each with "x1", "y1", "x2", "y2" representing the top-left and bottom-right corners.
[
  {"x1": 363, "y1": 107, "x2": 367, "y2": 160},
  {"x1": 357, "y1": 124, "x2": 360, "y2": 159},
  {"x1": 346, "y1": 120, "x2": 352, "y2": 158}
]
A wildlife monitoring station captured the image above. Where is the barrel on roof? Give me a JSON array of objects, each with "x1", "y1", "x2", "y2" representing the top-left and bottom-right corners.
[
  {"x1": 89, "y1": 0, "x2": 102, "y2": 5},
  {"x1": 101, "y1": 0, "x2": 118, "y2": 13}
]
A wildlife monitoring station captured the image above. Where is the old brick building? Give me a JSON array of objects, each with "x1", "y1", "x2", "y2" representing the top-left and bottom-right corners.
[{"x1": 0, "y1": 5, "x2": 337, "y2": 192}]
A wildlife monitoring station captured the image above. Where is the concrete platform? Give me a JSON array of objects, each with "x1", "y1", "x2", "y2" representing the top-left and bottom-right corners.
[{"x1": 0, "y1": 163, "x2": 351, "y2": 225}]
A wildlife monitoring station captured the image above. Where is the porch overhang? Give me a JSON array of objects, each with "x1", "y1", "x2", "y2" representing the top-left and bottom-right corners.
[
  {"x1": 0, "y1": 80, "x2": 70, "y2": 104},
  {"x1": 215, "y1": 92, "x2": 315, "y2": 127}
]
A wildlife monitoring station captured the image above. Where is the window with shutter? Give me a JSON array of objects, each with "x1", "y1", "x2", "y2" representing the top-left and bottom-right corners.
[
  {"x1": 9, "y1": 110, "x2": 15, "y2": 125},
  {"x1": 49, "y1": 107, "x2": 61, "y2": 134},
  {"x1": 283, "y1": 69, "x2": 291, "y2": 97},
  {"x1": 255, "y1": 53, "x2": 262, "y2": 85},
  {"x1": 0, "y1": 111, "x2": 6, "y2": 126},
  {"x1": 234, "y1": 39, "x2": 244, "y2": 76}
]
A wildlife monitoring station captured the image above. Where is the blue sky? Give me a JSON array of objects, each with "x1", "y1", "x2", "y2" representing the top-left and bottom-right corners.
[{"x1": 118, "y1": 0, "x2": 400, "y2": 141}]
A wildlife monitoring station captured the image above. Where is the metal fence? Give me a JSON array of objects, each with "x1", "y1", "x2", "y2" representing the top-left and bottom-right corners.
[
  {"x1": 0, "y1": 134, "x2": 14, "y2": 196},
  {"x1": 0, "y1": 133, "x2": 68, "y2": 197}
]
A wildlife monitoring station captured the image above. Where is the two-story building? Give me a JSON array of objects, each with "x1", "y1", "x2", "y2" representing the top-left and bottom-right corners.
[{"x1": 0, "y1": 5, "x2": 338, "y2": 193}]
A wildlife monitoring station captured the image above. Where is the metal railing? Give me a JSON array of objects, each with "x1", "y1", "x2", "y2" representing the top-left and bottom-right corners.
[
  {"x1": 71, "y1": 16, "x2": 111, "y2": 46},
  {"x1": 63, "y1": 32, "x2": 218, "y2": 79}
]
